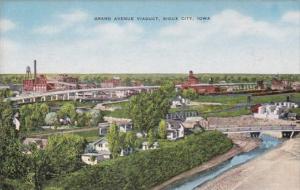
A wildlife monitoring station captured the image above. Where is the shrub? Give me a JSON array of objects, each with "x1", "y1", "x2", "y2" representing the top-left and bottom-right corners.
[{"x1": 46, "y1": 131, "x2": 232, "y2": 190}]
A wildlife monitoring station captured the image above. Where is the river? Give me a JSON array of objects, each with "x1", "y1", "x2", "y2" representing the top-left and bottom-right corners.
[{"x1": 167, "y1": 134, "x2": 282, "y2": 190}]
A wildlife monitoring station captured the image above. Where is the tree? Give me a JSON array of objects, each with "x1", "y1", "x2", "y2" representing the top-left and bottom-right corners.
[
  {"x1": 107, "y1": 123, "x2": 121, "y2": 158},
  {"x1": 182, "y1": 88, "x2": 198, "y2": 100},
  {"x1": 57, "y1": 103, "x2": 77, "y2": 123},
  {"x1": 45, "y1": 134, "x2": 86, "y2": 178},
  {"x1": 76, "y1": 112, "x2": 92, "y2": 128},
  {"x1": 39, "y1": 103, "x2": 49, "y2": 125},
  {"x1": 158, "y1": 119, "x2": 167, "y2": 139},
  {"x1": 147, "y1": 129, "x2": 156, "y2": 147},
  {"x1": 28, "y1": 146, "x2": 50, "y2": 190},
  {"x1": 45, "y1": 112, "x2": 58, "y2": 126},
  {"x1": 89, "y1": 109, "x2": 103, "y2": 126},
  {"x1": 125, "y1": 131, "x2": 137, "y2": 150},
  {"x1": 127, "y1": 81, "x2": 174, "y2": 133},
  {"x1": 0, "y1": 102, "x2": 29, "y2": 186}
]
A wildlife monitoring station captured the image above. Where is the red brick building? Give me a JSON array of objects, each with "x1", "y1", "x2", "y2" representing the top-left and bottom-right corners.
[
  {"x1": 23, "y1": 74, "x2": 48, "y2": 92},
  {"x1": 101, "y1": 77, "x2": 121, "y2": 88},
  {"x1": 181, "y1": 71, "x2": 220, "y2": 94}
]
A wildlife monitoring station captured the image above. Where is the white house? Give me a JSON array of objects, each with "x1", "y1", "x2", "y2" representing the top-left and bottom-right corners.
[
  {"x1": 171, "y1": 96, "x2": 190, "y2": 108},
  {"x1": 81, "y1": 138, "x2": 111, "y2": 165},
  {"x1": 142, "y1": 141, "x2": 159, "y2": 150},
  {"x1": 166, "y1": 119, "x2": 185, "y2": 140},
  {"x1": 82, "y1": 137, "x2": 134, "y2": 165},
  {"x1": 116, "y1": 120, "x2": 133, "y2": 133},
  {"x1": 81, "y1": 153, "x2": 109, "y2": 166},
  {"x1": 98, "y1": 122, "x2": 109, "y2": 135}
]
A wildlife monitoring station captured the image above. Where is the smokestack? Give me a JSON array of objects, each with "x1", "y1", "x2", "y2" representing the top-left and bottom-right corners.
[{"x1": 34, "y1": 60, "x2": 37, "y2": 81}]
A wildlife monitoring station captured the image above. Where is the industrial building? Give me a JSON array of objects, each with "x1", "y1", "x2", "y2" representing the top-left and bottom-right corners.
[
  {"x1": 181, "y1": 71, "x2": 220, "y2": 94},
  {"x1": 23, "y1": 60, "x2": 94, "y2": 93}
]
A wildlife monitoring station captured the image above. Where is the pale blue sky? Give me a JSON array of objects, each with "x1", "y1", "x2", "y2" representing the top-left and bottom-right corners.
[{"x1": 0, "y1": 0, "x2": 299, "y2": 74}]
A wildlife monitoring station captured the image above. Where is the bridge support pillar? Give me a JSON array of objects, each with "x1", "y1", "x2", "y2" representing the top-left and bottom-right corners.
[
  {"x1": 55, "y1": 95, "x2": 58, "y2": 101},
  {"x1": 42, "y1": 96, "x2": 46, "y2": 101},
  {"x1": 282, "y1": 131, "x2": 292, "y2": 138},
  {"x1": 67, "y1": 93, "x2": 70, "y2": 100},
  {"x1": 250, "y1": 132, "x2": 260, "y2": 138}
]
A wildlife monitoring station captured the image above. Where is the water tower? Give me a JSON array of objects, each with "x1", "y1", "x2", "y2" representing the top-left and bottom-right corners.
[{"x1": 25, "y1": 65, "x2": 31, "y2": 80}]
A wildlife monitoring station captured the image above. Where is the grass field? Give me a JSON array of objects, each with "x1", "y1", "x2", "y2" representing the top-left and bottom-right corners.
[{"x1": 69, "y1": 128, "x2": 100, "y2": 142}]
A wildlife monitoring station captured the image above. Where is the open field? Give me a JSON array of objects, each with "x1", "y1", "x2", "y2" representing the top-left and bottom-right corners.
[{"x1": 1, "y1": 73, "x2": 300, "y2": 85}]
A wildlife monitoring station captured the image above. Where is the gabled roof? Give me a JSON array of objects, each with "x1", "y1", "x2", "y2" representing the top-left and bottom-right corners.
[
  {"x1": 167, "y1": 119, "x2": 183, "y2": 129},
  {"x1": 91, "y1": 138, "x2": 108, "y2": 146}
]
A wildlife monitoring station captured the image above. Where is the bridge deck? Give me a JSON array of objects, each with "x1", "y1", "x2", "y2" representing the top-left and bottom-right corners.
[{"x1": 207, "y1": 125, "x2": 300, "y2": 133}]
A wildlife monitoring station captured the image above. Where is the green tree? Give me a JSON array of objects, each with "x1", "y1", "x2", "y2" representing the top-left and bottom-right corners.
[
  {"x1": 45, "y1": 134, "x2": 86, "y2": 178},
  {"x1": 89, "y1": 109, "x2": 103, "y2": 126},
  {"x1": 107, "y1": 123, "x2": 121, "y2": 158},
  {"x1": 127, "y1": 82, "x2": 174, "y2": 133},
  {"x1": 57, "y1": 102, "x2": 77, "y2": 123},
  {"x1": 147, "y1": 128, "x2": 156, "y2": 147},
  {"x1": 182, "y1": 88, "x2": 198, "y2": 100},
  {"x1": 45, "y1": 112, "x2": 58, "y2": 126},
  {"x1": 77, "y1": 112, "x2": 92, "y2": 128},
  {"x1": 158, "y1": 119, "x2": 167, "y2": 139},
  {"x1": 0, "y1": 102, "x2": 29, "y2": 187},
  {"x1": 39, "y1": 103, "x2": 49, "y2": 125},
  {"x1": 125, "y1": 131, "x2": 137, "y2": 150}
]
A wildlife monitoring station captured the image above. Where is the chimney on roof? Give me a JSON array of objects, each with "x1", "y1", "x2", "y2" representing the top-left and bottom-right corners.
[{"x1": 34, "y1": 60, "x2": 37, "y2": 81}]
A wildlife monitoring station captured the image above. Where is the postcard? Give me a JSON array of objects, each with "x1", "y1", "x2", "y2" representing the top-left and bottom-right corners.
[{"x1": 0, "y1": 1, "x2": 299, "y2": 190}]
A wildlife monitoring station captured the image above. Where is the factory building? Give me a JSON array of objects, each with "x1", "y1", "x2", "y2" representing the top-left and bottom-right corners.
[
  {"x1": 100, "y1": 76, "x2": 121, "y2": 88},
  {"x1": 23, "y1": 60, "x2": 49, "y2": 92},
  {"x1": 271, "y1": 78, "x2": 291, "y2": 90},
  {"x1": 181, "y1": 71, "x2": 220, "y2": 94}
]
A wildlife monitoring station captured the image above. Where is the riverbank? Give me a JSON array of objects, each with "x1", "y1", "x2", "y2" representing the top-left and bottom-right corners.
[
  {"x1": 152, "y1": 135, "x2": 260, "y2": 190},
  {"x1": 197, "y1": 136, "x2": 300, "y2": 190}
]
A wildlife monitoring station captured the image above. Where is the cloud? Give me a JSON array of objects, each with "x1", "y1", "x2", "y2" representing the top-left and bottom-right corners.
[
  {"x1": 281, "y1": 11, "x2": 300, "y2": 24},
  {"x1": 34, "y1": 10, "x2": 88, "y2": 34},
  {"x1": 0, "y1": 19, "x2": 16, "y2": 32},
  {"x1": 2, "y1": 9, "x2": 300, "y2": 74}
]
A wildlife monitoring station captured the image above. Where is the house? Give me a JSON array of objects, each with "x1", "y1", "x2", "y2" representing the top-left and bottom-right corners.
[
  {"x1": 142, "y1": 142, "x2": 159, "y2": 150},
  {"x1": 81, "y1": 153, "x2": 109, "y2": 165},
  {"x1": 92, "y1": 138, "x2": 111, "y2": 153},
  {"x1": 98, "y1": 122, "x2": 109, "y2": 135},
  {"x1": 81, "y1": 138, "x2": 111, "y2": 165},
  {"x1": 117, "y1": 120, "x2": 133, "y2": 133},
  {"x1": 166, "y1": 119, "x2": 185, "y2": 140},
  {"x1": 171, "y1": 96, "x2": 190, "y2": 108}
]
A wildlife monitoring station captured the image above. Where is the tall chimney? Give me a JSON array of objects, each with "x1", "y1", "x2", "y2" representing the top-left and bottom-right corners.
[{"x1": 34, "y1": 60, "x2": 37, "y2": 81}]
